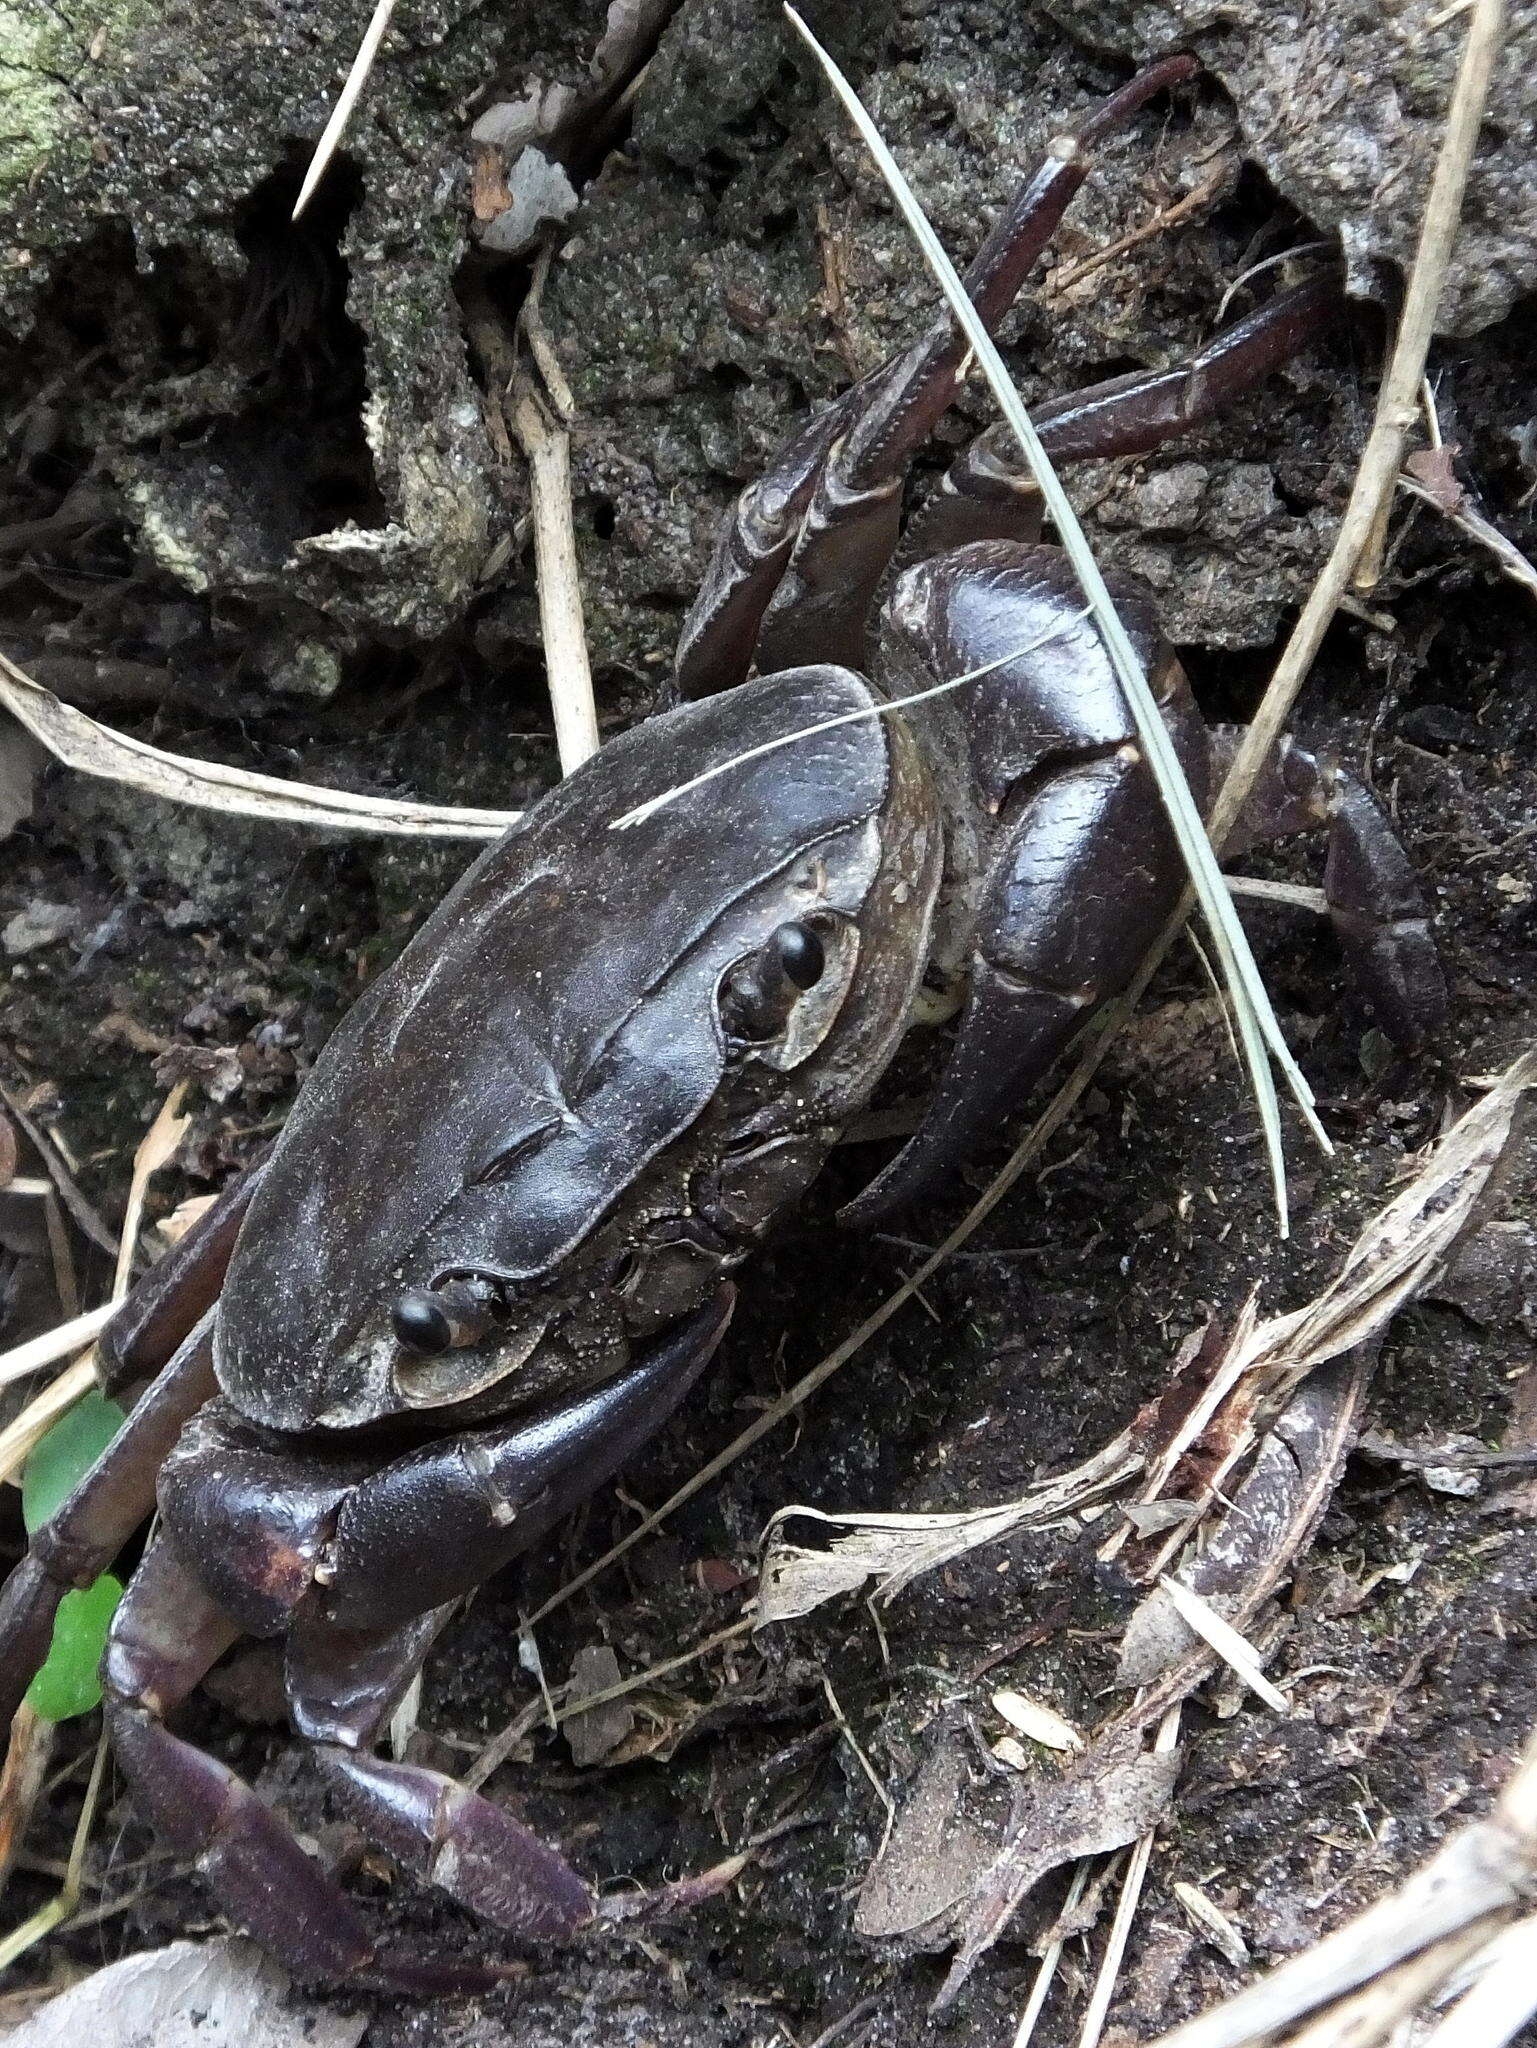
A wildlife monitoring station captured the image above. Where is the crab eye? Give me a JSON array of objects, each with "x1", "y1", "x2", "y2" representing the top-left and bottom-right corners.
[
  {"x1": 391, "y1": 1290, "x2": 453, "y2": 1355},
  {"x1": 719, "y1": 921, "x2": 827, "y2": 1042},
  {"x1": 776, "y1": 921, "x2": 825, "y2": 989},
  {"x1": 390, "y1": 1276, "x2": 503, "y2": 1356}
]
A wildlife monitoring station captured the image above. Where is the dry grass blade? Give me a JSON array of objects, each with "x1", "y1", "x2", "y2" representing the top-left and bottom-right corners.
[
  {"x1": 0, "y1": 1077, "x2": 214, "y2": 1483},
  {"x1": 1423, "y1": 1913, "x2": 1537, "y2": 2048},
  {"x1": 1153, "y1": 1580, "x2": 1289, "y2": 1715},
  {"x1": 292, "y1": 0, "x2": 401, "y2": 222},
  {"x1": 1075, "y1": 1706, "x2": 1183, "y2": 2048},
  {"x1": 0, "y1": 1358, "x2": 96, "y2": 1488},
  {"x1": 1236, "y1": 1043, "x2": 1537, "y2": 1398},
  {"x1": 1012, "y1": 1862, "x2": 1090, "y2": 2048},
  {"x1": 757, "y1": 1432, "x2": 1140, "y2": 1623},
  {"x1": 0, "y1": 1305, "x2": 115, "y2": 1391},
  {"x1": 783, "y1": 2, "x2": 1327, "y2": 1233},
  {"x1": 0, "y1": 655, "x2": 518, "y2": 840},
  {"x1": 612, "y1": 614, "x2": 1090, "y2": 831},
  {"x1": 0, "y1": 1726, "x2": 109, "y2": 1971},
  {"x1": 111, "y1": 1081, "x2": 189, "y2": 1303}
]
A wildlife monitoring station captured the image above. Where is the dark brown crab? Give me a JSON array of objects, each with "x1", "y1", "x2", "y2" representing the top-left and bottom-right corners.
[{"x1": 0, "y1": 55, "x2": 1444, "y2": 1990}]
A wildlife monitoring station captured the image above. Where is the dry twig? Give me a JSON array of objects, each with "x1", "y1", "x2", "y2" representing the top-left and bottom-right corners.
[{"x1": 511, "y1": 377, "x2": 601, "y2": 774}]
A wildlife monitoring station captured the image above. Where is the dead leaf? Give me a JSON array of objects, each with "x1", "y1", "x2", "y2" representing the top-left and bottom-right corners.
[
  {"x1": 1403, "y1": 443, "x2": 1465, "y2": 513},
  {"x1": 1118, "y1": 1358, "x2": 1369, "y2": 1691},
  {"x1": 564, "y1": 1644, "x2": 635, "y2": 1767},
  {"x1": 155, "y1": 1192, "x2": 219, "y2": 1248},
  {"x1": 853, "y1": 1741, "x2": 1001, "y2": 1944},
  {"x1": 0, "y1": 721, "x2": 42, "y2": 844},
  {"x1": 470, "y1": 141, "x2": 513, "y2": 220},
  {"x1": 0, "y1": 1936, "x2": 368, "y2": 2047},
  {"x1": 929, "y1": 1732, "x2": 1183, "y2": 2011},
  {"x1": 0, "y1": 653, "x2": 516, "y2": 841}
]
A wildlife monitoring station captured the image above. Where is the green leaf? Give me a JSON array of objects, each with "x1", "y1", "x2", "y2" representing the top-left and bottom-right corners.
[
  {"x1": 25, "y1": 1574, "x2": 123, "y2": 1721},
  {"x1": 20, "y1": 1391, "x2": 129, "y2": 1721},
  {"x1": 21, "y1": 1390, "x2": 125, "y2": 1532}
]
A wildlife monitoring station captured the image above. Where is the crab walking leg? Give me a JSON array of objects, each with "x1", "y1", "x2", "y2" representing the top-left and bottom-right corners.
[
  {"x1": 672, "y1": 54, "x2": 1198, "y2": 698},
  {"x1": 1206, "y1": 723, "x2": 1448, "y2": 1048},
  {"x1": 908, "y1": 275, "x2": 1341, "y2": 559},
  {"x1": 0, "y1": 1312, "x2": 218, "y2": 1727},
  {"x1": 842, "y1": 541, "x2": 1446, "y2": 1222},
  {"x1": 96, "y1": 1157, "x2": 264, "y2": 1395}
]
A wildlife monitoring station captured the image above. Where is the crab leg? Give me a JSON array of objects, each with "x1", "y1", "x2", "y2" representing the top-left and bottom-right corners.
[
  {"x1": 908, "y1": 275, "x2": 1340, "y2": 559},
  {"x1": 288, "y1": 1607, "x2": 597, "y2": 1945},
  {"x1": 0, "y1": 1312, "x2": 218, "y2": 1726},
  {"x1": 101, "y1": 1536, "x2": 396, "y2": 1985},
  {"x1": 1207, "y1": 724, "x2": 1448, "y2": 1049},
  {"x1": 96, "y1": 1157, "x2": 263, "y2": 1395},
  {"x1": 842, "y1": 542, "x2": 1445, "y2": 1222},
  {"x1": 673, "y1": 54, "x2": 1198, "y2": 697}
]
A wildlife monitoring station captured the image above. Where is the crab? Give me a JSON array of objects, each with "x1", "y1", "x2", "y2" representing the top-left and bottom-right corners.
[{"x1": 0, "y1": 52, "x2": 1445, "y2": 1991}]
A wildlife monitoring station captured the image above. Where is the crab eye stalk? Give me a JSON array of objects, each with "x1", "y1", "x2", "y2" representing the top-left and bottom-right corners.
[
  {"x1": 719, "y1": 920, "x2": 826, "y2": 1042},
  {"x1": 390, "y1": 1277, "x2": 503, "y2": 1355}
]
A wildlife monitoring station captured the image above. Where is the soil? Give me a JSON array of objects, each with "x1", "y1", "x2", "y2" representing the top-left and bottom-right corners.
[{"x1": 0, "y1": 2, "x2": 1534, "y2": 2045}]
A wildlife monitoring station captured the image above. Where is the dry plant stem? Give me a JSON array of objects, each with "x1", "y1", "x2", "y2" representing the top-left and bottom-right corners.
[
  {"x1": 0, "y1": 1706, "x2": 54, "y2": 1897},
  {"x1": 467, "y1": 1617, "x2": 754, "y2": 1789},
  {"x1": 1012, "y1": 1862, "x2": 1091, "y2": 2048},
  {"x1": 1076, "y1": 1706, "x2": 1183, "y2": 2048},
  {"x1": 512, "y1": 378, "x2": 603, "y2": 775},
  {"x1": 0, "y1": 655, "x2": 519, "y2": 841},
  {"x1": 519, "y1": 248, "x2": 577, "y2": 424},
  {"x1": 1206, "y1": 0, "x2": 1505, "y2": 857},
  {"x1": 0, "y1": 1305, "x2": 114, "y2": 1392},
  {"x1": 291, "y1": 0, "x2": 401, "y2": 220},
  {"x1": 111, "y1": 1081, "x2": 189, "y2": 1302},
  {"x1": 0, "y1": 1727, "x2": 109, "y2": 1972},
  {"x1": 1282, "y1": 1928, "x2": 1497, "y2": 2048},
  {"x1": 1397, "y1": 472, "x2": 1537, "y2": 600},
  {"x1": 1048, "y1": 166, "x2": 1227, "y2": 295},
  {"x1": 1424, "y1": 1911, "x2": 1537, "y2": 2048}
]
